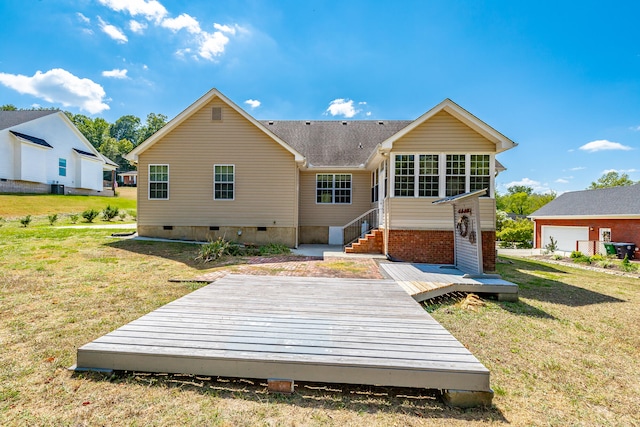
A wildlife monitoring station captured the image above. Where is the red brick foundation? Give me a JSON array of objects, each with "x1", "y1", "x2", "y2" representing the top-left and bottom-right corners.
[{"x1": 387, "y1": 230, "x2": 496, "y2": 272}]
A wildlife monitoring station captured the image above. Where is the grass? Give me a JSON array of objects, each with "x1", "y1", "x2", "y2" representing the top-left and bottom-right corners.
[
  {"x1": 0, "y1": 187, "x2": 136, "y2": 219},
  {"x1": 1, "y1": 196, "x2": 639, "y2": 425}
]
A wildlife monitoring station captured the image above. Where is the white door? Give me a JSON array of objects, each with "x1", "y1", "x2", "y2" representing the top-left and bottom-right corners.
[{"x1": 541, "y1": 226, "x2": 589, "y2": 252}]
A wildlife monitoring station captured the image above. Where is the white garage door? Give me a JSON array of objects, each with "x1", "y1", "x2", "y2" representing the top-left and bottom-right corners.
[{"x1": 541, "y1": 226, "x2": 589, "y2": 252}]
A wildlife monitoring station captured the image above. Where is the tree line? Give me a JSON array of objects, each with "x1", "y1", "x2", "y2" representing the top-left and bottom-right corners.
[{"x1": 1, "y1": 104, "x2": 167, "y2": 172}]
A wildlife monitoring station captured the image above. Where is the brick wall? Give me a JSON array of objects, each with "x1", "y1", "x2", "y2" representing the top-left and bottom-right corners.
[{"x1": 387, "y1": 229, "x2": 496, "y2": 271}]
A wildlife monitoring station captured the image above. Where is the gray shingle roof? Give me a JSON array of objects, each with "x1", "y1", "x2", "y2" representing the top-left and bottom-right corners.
[
  {"x1": 530, "y1": 184, "x2": 640, "y2": 217},
  {"x1": 262, "y1": 120, "x2": 412, "y2": 167},
  {"x1": 0, "y1": 110, "x2": 58, "y2": 130},
  {"x1": 10, "y1": 130, "x2": 53, "y2": 148}
]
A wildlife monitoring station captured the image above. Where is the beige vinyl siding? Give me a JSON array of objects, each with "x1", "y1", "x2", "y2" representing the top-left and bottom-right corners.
[
  {"x1": 137, "y1": 98, "x2": 298, "y2": 227},
  {"x1": 388, "y1": 197, "x2": 496, "y2": 230},
  {"x1": 299, "y1": 170, "x2": 371, "y2": 227},
  {"x1": 393, "y1": 110, "x2": 496, "y2": 152}
]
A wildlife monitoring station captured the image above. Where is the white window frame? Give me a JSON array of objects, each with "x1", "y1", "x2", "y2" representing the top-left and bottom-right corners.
[
  {"x1": 390, "y1": 153, "x2": 495, "y2": 198},
  {"x1": 148, "y1": 164, "x2": 169, "y2": 200},
  {"x1": 214, "y1": 164, "x2": 235, "y2": 201},
  {"x1": 316, "y1": 173, "x2": 352, "y2": 204}
]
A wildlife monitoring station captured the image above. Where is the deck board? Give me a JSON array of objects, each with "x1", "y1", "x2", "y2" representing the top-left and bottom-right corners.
[
  {"x1": 381, "y1": 263, "x2": 518, "y2": 302},
  {"x1": 76, "y1": 274, "x2": 491, "y2": 392}
]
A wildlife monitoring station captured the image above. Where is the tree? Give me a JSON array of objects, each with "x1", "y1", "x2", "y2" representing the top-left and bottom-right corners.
[
  {"x1": 496, "y1": 185, "x2": 556, "y2": 216},
  {"x1": 98, "y1": 137, "x2": 134, "y2": 171},
  {"x1": 588, "y1": 171, "x2": 637, "y2": 189},
  {"x1": 1, "y1": 104, "x2": 17, "y2": 111},
  {"x1": 507, "y1": 185, "x2": 533, "y2": 196},
  {"x1": 110, "y1": 115, "x2": 141, "y2": 143},
  {"x1": 137, "y1": 113, "x2": 168, "y2": 145},
  {"x1": 67, "y1": 114, "x2": 110, "y2": 149},
  {"x1": 497, "y1": 218, "x2": 533, "y2": 248}
]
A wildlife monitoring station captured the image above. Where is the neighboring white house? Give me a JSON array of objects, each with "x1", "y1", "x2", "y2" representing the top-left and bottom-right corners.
[{"x1": 0, "y1": 111, "x2": 117, "y2": 195}]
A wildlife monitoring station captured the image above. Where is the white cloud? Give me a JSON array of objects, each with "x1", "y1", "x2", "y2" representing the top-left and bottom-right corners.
[
  {"x1": 244, "y1": 99, "x2": 260, "y2": 109},
  {"x1": 0, "y1": 69, "x2": 109, "y2": 114},
  {"x1": 213, "y1": 23, "x2": 237, "y2": 35},
  {"x1": 502, "y1": 177, "x2": 553, "y2": 194},
  {"x1": 579, "y1": 139, "x2": 633, "y2": 152},
  {"x1": 77, "y1": 13, "x2": 90, "y2": 24},
  {"x1": 98, "y1": 17, "x2": 128, "y2": 43},
  {"x1": 326, "y1": 99, "x2": 360, "y2": 118},
  {"x1": 555, "y1": 178, "x2": 569, "y2": 184},
  {"x1": 161, "y1": 13, "x2": 201, "y2": 34},
  {"x1": 602, "y1": 168, "x2": 638, "y2": 174},
  {"x1": 129, "y1": 20, "x2": 147, "y2": 34},
  {"x1": 98, "y1": 0, "x2": 168, "y2": 22},
  {"x1": 629, "y1": 125, "x2": 640, "y2": 131},
  {"x1": 569, "y1": 166, "x2": 586, "y2": 171},
  {"x1": 102, "y1": 69, "x2": 128, "y2": 79},
  {"x1": 97, "y1": 0, "x2": 244, "y2": 61},
  {"x1": 198, "y1": 31, "x2": 230, "y2": 60}
]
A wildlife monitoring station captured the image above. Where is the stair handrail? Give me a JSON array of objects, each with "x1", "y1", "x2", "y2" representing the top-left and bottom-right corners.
[{"x1": 342, "y1": 207, "x2": 379, "y2": 248}]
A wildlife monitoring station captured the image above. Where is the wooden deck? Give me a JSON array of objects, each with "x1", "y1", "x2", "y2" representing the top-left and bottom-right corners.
[
  {"x1": 381, "y1": 263, "x2": 519, "y2": 302},
  {"x1": 75, "y1": 274, "x2": 492, "y2": 394}
]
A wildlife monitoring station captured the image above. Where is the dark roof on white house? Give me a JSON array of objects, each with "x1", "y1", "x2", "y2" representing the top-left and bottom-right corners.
[
  {"x1": 73, "y1": 148, "x2": 98, "y2": 158},
  {"x1": 0, "y1": 110, "x2": 58, "y2": 130},
  {"x1": 262, "y1": 120, "x2": 412, "y2": 167},
  {"x1": 529, "y1": 184, "x2": 640, "y2": 217},
  {"x1": 9, "y1": 130, "x2": 53, "y2": 148}
]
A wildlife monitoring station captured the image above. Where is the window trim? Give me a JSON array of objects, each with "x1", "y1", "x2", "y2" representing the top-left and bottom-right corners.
[
  {"x1": 148, "y1": 164, "x2": 169, "y2": 200},
  {"x1": 316, "y1": 173, "x2": 352, "y2": 204},
  {"x1": 214, "y1": 164, "x2": 235, "y2": 201}
]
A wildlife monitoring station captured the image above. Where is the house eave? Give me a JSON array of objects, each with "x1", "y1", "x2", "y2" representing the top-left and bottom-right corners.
[{"x1": 529, "y1": 214, "x2": 640, "y2": 220}]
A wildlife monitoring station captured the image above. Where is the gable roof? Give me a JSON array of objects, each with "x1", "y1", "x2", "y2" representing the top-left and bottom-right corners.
[
  {"x1": 374, "y1": 99, "x2": 517, "y2": 162},
  {"x1": 126, "y1": 88, "x2": 305, "y2": 163},
  {"x1": 529, "y1": 184, "x2": 640, "y2": 218},
  {"x1": 0, "y1": 110, "x2": 58, "y2": 130},
  {"x1": 263, "y1": 120, "x2": 411, "y2": 167},
  {"x1": 10, "y1": 130, "x2": 53, "y2": 148}
]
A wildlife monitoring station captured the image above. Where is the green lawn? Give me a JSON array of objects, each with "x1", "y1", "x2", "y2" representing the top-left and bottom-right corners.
[{"x1": 1, "y1": 197, "x2": 639, "y2": 425}]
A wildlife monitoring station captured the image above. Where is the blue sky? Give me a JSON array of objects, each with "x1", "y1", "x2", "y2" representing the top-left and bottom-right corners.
[{"x1": 1, "y1": 0, "x2": 639, "y2": 193}]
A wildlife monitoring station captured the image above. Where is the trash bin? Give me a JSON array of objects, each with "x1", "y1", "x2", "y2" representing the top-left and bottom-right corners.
[
  {"x1": 603, "y1": 243, "x2": 616, "y2": 255},
  {"x1": 613, "y1": 243, "x2": 635, "y2": 260}
]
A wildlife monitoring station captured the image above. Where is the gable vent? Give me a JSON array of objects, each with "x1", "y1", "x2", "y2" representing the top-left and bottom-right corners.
[
  {"x1": 211, "y1": 107, "x2": 222, "y2": 121},
  {"x1": 378, "y1": 121, "x2": 384, "y2": 125},
  {"x1": 305, "y1": 121, "x2": 311, "y2": 125},
  {"x1": 268, "y1": 121, "x2": 274, "y2": 125},
  {"x1": 342, "y1": 121, "x2": 347, "y2": 125}
]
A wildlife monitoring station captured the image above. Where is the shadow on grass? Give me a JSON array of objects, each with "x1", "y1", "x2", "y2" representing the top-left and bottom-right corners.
[
  {"x1": 74, "y1": 371, "x2": 508, "y2": 423},
  {"x1": 424, "y1": 291, "x2": 555, "y2": 319},
  {"x1": 105, "y1": 238, "x2": 320, "y2": 271},
  {"x1": 497, "y1": 256, "x2": 625, "y2": 307}
]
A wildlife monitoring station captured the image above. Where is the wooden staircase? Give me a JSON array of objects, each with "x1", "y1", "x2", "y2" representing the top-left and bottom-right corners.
[{"x1": 345, "y1": 229, "x2": 384, "y2": 254}]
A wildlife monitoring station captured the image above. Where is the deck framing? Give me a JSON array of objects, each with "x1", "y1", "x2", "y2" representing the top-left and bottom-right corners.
[{"x1": 76, "y1": 275, "x2": 492, "y2": 393}]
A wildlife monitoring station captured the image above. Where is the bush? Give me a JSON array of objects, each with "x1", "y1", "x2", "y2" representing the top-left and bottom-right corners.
[
  {"x1": 496, "y1": 219, "x2": 533, "y2": 248},
  {"x1": 544, "y1": 236, "x2": 558, "y2": 254},
  {"x1": 82, "y1": 209, "x2": 100, "y2": 223},
  {"x1": 259, "y1": 243, "x2": 291, "y2": 256},
  {"x1": 128, "y1": 210, "x2": 137, "y2": 220},
  {"x1": 570, "y1": 251, "x2": 583, "y2": 259},
  {"x1": 196, "y1": 238, "x2": 231, "y2": 263},
  {"x1": 48, "y1": 213, "x2": 58, "y2": 226},
  {"x1": 102, "y1": 205, "x2": 120, "y2": 222},
  {"x1": 69, "y1": 213, "x2": 79, "y2": 224},
  {"x1": 118, "y1": 211, "x2": 127, "y2": 221},
  {"x1": 570, "y1": 251, "x2": 591, "y2": 264},
  {"x1": 19, "y1": 215, "x2": 32, "y2": 227},
  {"x1": 621, "y1": 255, "x2": 638, "y2": 273}
]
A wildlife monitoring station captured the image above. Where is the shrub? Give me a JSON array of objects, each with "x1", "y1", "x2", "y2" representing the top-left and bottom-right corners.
[
  {"x1": 69, "y1": 213, "x2": 79, "y2": 224},
  {"x1": 597, "y1": 259, "x2": 614, "y2": 269},
  {"x1": 570, "y1": 251, "x2": 591, "y2": 264},
  {"x1": 195, "y1": 237, "x2": 231, "y2": 263},
  {"x1": 102, "y1": 205, "x2": 120, "y2": 222},
  {"x1": 128, "y1": 210, "x2": 137, "y2": 220},
  {"x1": 496, "y1": 219, "x2": 533, "y2": 248},
  {"x1": 544, "y1": 236, "x2": 558, "y2": 254},
  {"x1": 118, "y1": 211, "x2": 127, "y2": 221},
  {"x1": 570, "y1": 251, "x2": 583, "y2": 259},
  {"x1": 621, "y1": 255, "x2": 638, "y2": 272},
  {"x1": 82, "y1": 209, "x2": 100, "y2": 223},
  {"x1": 48, "y1": 213, "x2": 58, "y2": 226},
  {"x1": 19, "y1": 215, "x2": 32, "y2": 227},
  {"x1": 259, "y1": 243, "x2": 291, "y2": 256}
]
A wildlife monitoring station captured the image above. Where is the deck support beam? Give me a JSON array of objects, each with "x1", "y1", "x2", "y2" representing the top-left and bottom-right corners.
[{"x1": 441, "y1": 389, "x2": 494, "y2": 408}]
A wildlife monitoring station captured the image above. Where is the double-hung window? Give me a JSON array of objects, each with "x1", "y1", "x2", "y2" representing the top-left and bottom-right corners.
[
  {"x1": 445, "y1": 154, "x2": 466, "y2": 196},
  {"x1": 58, "y1": 158, "x2": 67, "y2": 177},
  {"x1": 470, "y1": 154, "x2": 491, "y2": 195},
  {"x1": 394, "y1": 155, "x2": 415, "y2": 197},
  {"x1": 317, "y1": 174, "x2": 351, "y2": 204},
  {"x1": 418, "y1": 155, "x2": 439, "y2": 197},
  {"x1": 214, "y1": 164, "x2": 235, "y2": 200},
  {"x1": 149, "y1": 164, "x2": 169, "y2": 199}
]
